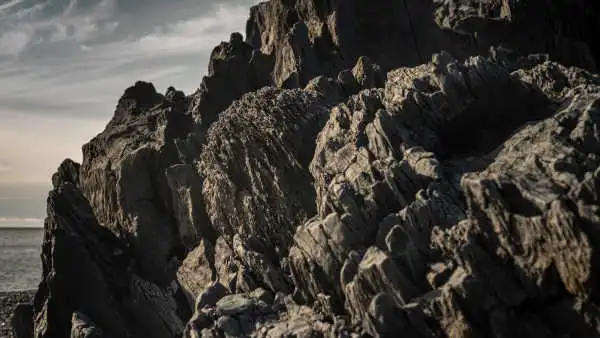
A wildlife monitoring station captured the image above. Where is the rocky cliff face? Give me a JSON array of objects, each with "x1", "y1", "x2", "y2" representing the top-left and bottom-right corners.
[{"x1": 28, "y1": 0, "x2": 600, "y2": 337}]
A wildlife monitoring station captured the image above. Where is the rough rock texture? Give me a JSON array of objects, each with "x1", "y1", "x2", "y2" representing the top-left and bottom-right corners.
[
  {"x1": 28, "y1": 0, "x2": 600, "y2": 337},
  {"x1": 79, "y1": 82, "x2": 199, "y2": 286},
  {"x1": 245, "y1": 0, "x2": 599, "y2": 87},
  {"x1": 182, "y1": 287, "x2": 355, "y2": 338},
  {"x1": 182, "y1": 52, "x2": 600, "y2": 336},
  {"x1": 33, "y1": 168, "x2": 189, "y2": 338},
  {"x1": 195, "y1": 87, "x2": 335, "y2": 295},
  {"x1": 0, "y1": 291, "x2": 34, "y2": 338}
]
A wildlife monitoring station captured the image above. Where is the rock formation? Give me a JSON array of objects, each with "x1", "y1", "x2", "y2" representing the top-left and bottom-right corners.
[{"x1": 25, "y1": 0, "x2": 600, "y2": 337}]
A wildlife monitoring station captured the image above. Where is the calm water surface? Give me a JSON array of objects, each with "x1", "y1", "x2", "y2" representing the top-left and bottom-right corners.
[{"x1": 0, "y1": 227, "x2": 43, "y2": 292}]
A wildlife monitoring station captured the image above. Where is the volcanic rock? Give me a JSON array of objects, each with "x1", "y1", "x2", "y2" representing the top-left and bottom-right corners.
[{"x1": 27, "y1": 0, "x2": 600, "y2": 337}]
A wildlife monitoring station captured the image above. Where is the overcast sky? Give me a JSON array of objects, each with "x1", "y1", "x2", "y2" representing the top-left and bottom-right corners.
[
  {"x1": 0, "y1": 0, "x2": 259, "y2": 185},
  {"x1": 0, "y1": 0, "x2": 260, "y2": 222}
]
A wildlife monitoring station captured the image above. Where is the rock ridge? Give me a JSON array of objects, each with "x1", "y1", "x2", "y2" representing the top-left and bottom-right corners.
[{"x1": 25, "y1": 0, "x2": 600, "y2": 337}]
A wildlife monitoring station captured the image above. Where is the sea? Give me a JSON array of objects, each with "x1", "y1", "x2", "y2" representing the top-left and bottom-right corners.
[
  {"x1": 0, "y1": 221, "x2": 44, "y2": 292},
  {"x1": 0, "y1": 183, "x2": 48, "y2": 292}
]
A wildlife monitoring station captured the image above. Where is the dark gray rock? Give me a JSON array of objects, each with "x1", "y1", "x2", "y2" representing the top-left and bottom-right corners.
[
  {"x1": 33, "y1": 181, "x2": 187, "y2": 338},
  {"x1": 11, "y1": 303, "x2": 33, "y2": 338},
  {"x1": 79, "y1": 81, "x2": 197, "y2": 286},
  {"x1": 246, "y1": 0, "x2": 599, "y2": 85},
  {"x1": 70, "y1": 312, "x2": 107, "y2": 338},
  {"x1": 51, "y1": 159, "x2": 80, "y2": 189},
  {"x1": 30, "y1": 0, "x2": 600, "y2": 337},
  {"x1": 249, "y1": 288, "x2": 274, "y2": 306},
  {"x1": 215, "y1": 316, "x2": 242, "y2": 338},
  {"x1": 199, "y1": 87, "x2": 336, "y2": 292},
  {"x1": 196, "y1": 282, "x2": 229, "y2": 311},
  {"x1": 352, "y1": 56, "x2": 385, "y2": 90},
  {"x1": 215, "y1": 295, "x2": 255, "y2": 317}
]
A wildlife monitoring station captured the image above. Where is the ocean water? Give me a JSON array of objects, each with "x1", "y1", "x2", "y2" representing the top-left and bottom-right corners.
[
  {"x1": 0, "y1": 182, "x2": 48, "y2": 291},
  {"x1": 0, "y1": 226, "x2": 44, "y2": 292}
]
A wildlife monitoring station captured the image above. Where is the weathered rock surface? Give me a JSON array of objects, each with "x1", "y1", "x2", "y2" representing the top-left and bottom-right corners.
[
  {"x1": 27, "y1": 0, "x2": 600, "y2": 337},
  {"x1": 33, "y1": 170, "x2": 189, "y2": 338},
  {"x1": 193, "y1": 87, "x2": 335, "y2": 297},
  {"x1": 79, "y1": 82, "x2": 200, "y2": 287},
  {"x1": 245, "y1": 0, "x2": 599, "y2": 87}
]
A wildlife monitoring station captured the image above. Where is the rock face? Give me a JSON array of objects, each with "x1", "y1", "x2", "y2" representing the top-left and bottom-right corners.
[
  {"x1": 28, "y1": 0, "x2": 600, "y2": 337},
  {"x1": 245, "y1": 0, "x2": 599, "y2": 87},
  {"x1": 33, "y1": 171, "x2": 189, "y2": 338}
]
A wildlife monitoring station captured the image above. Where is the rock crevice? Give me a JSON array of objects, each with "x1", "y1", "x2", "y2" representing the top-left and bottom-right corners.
[{"x1": 28, "y1": 1, "x2": 600, "y2": 337}]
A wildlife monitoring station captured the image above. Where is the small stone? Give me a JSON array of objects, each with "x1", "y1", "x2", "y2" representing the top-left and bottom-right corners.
[
  {"x1": 216, "y1": 295, "x2": 255, "y2": 316},
  {"x1": 250, "y1": 287, "x2": 274, "y2": 305},
  {"x1": 216, "y1": 316, "x2": 242, "y2": 337},
  {"x1": 196, "y1": 282, "x2": 229, "y2": 310}
]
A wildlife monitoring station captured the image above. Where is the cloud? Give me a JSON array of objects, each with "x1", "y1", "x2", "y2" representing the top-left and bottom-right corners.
[
  {"x1": 0, "y1": 0, "x2": 28, "y2": 13},
  {"x1": 0, "y1": 0, "x2": 261, "y2": 184},
  {"x1": 0, "y1": 28, "x2": 33, "y2": 55}
]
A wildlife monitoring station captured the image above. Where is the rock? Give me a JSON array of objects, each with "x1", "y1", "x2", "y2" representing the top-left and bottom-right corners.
[
  {"x1": 352, "y1": 56, "x2": 385, "y2": 90},
  {"x1": 215, "y1": 316, "x2": 242, "y2": 338},
  {"x1": 196, "y1": 282, "x2": 229, "y2": 310},
  {"x1": 30, "y1": 0, "x2": 600, "y2": 337},
  {"x1": 426, "y1": 262, "x2": 454, "y2": 289},
  {"x1": 51, "y1": 159, "x2": 80, "y2": 189},
  {"x1": 200, "y1": 87, "x2": 335, "y2": 291},
  {"x1": 246, "y1": 0, "x2": 599, "y2": 83},
  {"x1": 215, "y1": 295, "x2": 255, "y2": 317},
  {"x1": 33, "y1": 182, "x2": 187, "y2": 338},
  {"x1": 337, "y1": 69, "x2": 360, "y2": 97},
  {"x1": 79, "y1": 81, "x2": 197, "y2": 286},
  {"x1": 191, "y1": 31, "x2": 273, "y2": 129},
  {"x1": 249, "y1": 288, "x2": 274, "y2": 306},
  {"x1": 165, "y1": 164, "x2": 213, "y2": 252},
  {"x1": 234, "y1": 267, "x2": 257, "y2": 294},
  {"x1": 165, "y1": 86, "x2": 185, "y2": 102},
  {"x1": 70, "y1": 312, "x2": 106, "y2": 338},
  {"x1": 177, "y1": 239, "x2": 217, "y2": 299},
  {"x1": 343, "y1": 247, "x2": 420, "y2": 321},
  {"x1": 11, "y1": 303, "x2": 33, "y2": 338}
]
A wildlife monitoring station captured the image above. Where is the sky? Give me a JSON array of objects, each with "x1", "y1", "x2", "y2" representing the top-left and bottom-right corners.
[{"x1": 0, "y1": 0, "x2": 260, "y2": 223}]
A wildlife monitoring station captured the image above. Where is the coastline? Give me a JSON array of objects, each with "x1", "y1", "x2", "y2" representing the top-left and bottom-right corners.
[{"x1": 0, "y1": 290, "x2": 35, "y2": 338}]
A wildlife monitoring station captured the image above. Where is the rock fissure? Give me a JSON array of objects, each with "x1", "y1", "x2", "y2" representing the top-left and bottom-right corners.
[{"x1": 27, "y1": 1, "x2": 600, "y2": 337}]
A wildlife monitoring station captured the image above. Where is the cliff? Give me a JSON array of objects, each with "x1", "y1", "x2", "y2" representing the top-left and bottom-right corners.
[{"x1": 17, "y1": 0, "x2": 600, "y2": 337}]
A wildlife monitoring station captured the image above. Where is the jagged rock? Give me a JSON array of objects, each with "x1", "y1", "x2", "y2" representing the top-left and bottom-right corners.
[
  {"x1": 70, "y1": 312, "x2": 106, "y2": 338},
  {"x1": 177, "y1": 239, "x2": 218, "y2": 299},
  {"x1": 165, "y1": 86, "x2": 186, "y2": 102},
  {"x1": 199, "y1": 87, "x2": 336, "y2": 292},
  {"x1": 190, "y1": 32, "x2": 274, "y2": 129},
  {"x1": 27, "y1": 0, "x2": 600, "y2": 337},
  {"x1": 246, "y1": 0, "x2": 599, "y2": 88},
  {"x1": 433, "y1": 0, "x2": 599, "y2": 70},
  {"x1": 196, "y1": 282, "x2": 229, "y2": 311},
  {"x1": 79, "y1": 81, "x2": 198, "y2": 286},
  {"x1": 215, "y1": 316, "x2": 242, "y2": 338},
  {"x1": 286, "y1": 51, "x2": 600, "y2": 335},
  {"x1": 337, "y1": 69, "x2": 360, "y2": 97},
  {"x1": 352, "y1": 56, "x2": 385, "y2": 90},
  {"x1": 165, "y1": 164, "x2": 212, "y2": 250},
  {"x1": 51, "y1": 159, "x2": 80, "y2": 189},
  {"x1": 33, "y1": 179, "x2": 188, "y2": 338},
  {"x1": 249, "y1": 288, "x2": 274, "y2": 306},
  {"x1": 11, "y1": 303, "x2": 33, "y2": 338},
  {"x1": 216, "y1": 295, "x2": 255, "y2": 317},
  {"x1": 343, "y1": 247, "x2": 420, "y2": 322}
]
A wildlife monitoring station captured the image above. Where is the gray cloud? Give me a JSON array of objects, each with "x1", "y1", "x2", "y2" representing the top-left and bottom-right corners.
[{"x1": 0, "y1": 0, "x2": 261, "y2": 183}]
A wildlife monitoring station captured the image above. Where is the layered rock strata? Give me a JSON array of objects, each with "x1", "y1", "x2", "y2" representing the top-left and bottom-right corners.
[{"x1": 28, "y1": 0, "x2": 600, "y2": 337}]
